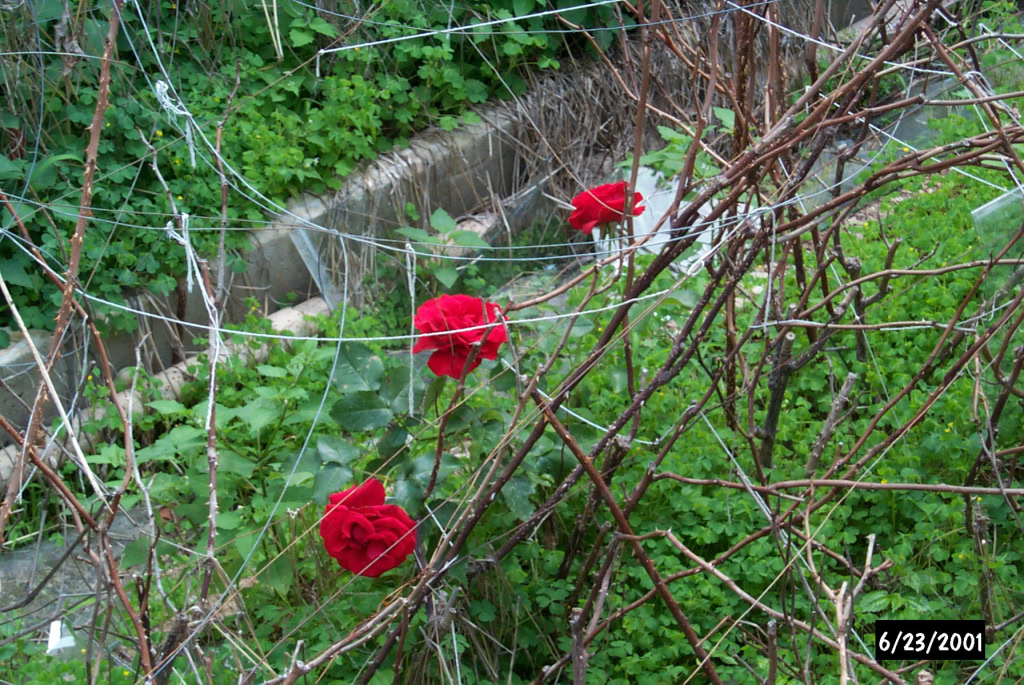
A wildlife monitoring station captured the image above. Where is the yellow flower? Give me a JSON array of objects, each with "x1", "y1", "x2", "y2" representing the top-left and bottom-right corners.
[
  {"x1": 881, "y1": 478, "x2": 888, "y2": 484},
  {"x1": 105, "y1": 122, "x2": 111, "y2": 127},
  {"x1": 177, "y1": 195, "x2": 183, "y2": 200},
  {"x1": 902, "y1": 146, "x2": 910, "y2": 152},
  {"x1": 156, "y1": 130, "x2": 163, "y2": 137},
  {"x1": 81, "y1": 648, "x2": 87, "y2": 654},
  {"x1": 87, "y1": 374, "x2": 93, "y2": 381},
  {"x1": 123, "y1": 671, "x2": 130, "y2": 678}
]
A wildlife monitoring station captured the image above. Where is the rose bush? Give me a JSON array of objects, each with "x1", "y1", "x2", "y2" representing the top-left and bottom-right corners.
[
  {"x1": 568, "y1": 181, "x2": 645, "y2": 234},
  {"x1": 318, "y1": 478, "x2": 416, "y2": 577},
  {"x1": 413, "y1": 294, "x2": 507, "y2": 378}
]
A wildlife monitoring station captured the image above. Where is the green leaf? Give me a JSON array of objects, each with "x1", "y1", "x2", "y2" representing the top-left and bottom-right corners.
[
  {"x1": 216, "y1": 509, "x2": 243, "y2": 531},
  {"x1": 422, "y1": 375, "x2": 446, "y2": 412},
  {"x1": 396, "y1": 226, "x2": 437, "y2": 244},
  {"x1": 332, "y1": 342, "x2": 384, "y2": 393},
  {"x1": 501, "y1": 475, "x2": 535, "y2": 520},
  {"x1": 0, "y1": 154, "x2": 21, "y2": 181},
  {"x1": 665, "y1": 289, "x2": 698, "y2": 308},
  {"x1": 381, "y1": 362, "x2": 426, "y2": 414},
  {"x1": 280, "y1": 449, "x2": 320, "y2": 479},
  {"x1": 242, "y1": 398, "x2": 280, "y2": 434},
  {"x1": 309, "y1": 17, "x2": 338, "y2": 37},
  {"x1": 464, "y1": 79, "x2": 488, "y2": 104},
  {"x1": 193, "y1": 401, "x2": 242, "y2": 429},
  {"x1": 148, "y1": 399, "x2": 188, "y2": 415},
  {"x1": 163, "y1": 424, "x2": 205, "y2": 452},
  {"x1": 47, "y1": 203, "x2": 82, "y2": 223},
  {"x1": 88, "y1": 444, "x2": 124, "y2": 466},
  {"x1": 317, "y1": 435, "x2": 360, "y2": 465},
  {"x1": 403, "y1": 453, "x2": 459, "y2": 488},
  {"x1": 313, "y1": 463, "x2": 354, "y2": 504},
  {"x1": 264, "y1": 556, "x2": 293, "y2": 596},
  {"x1": 120, "y1": 537, "x2": 149, "y2": 569},
  {"x1": 391, "y1": 478, "x2": 423, "y2": 516},
  {"x1": 377, "y1": 426, "x2": 409, "y2": 461},
  {"x1": 513, "y1": 0, "x2": 534, "y2": 14},
  {"x1": 289, "y1": 27, "x2": 315, "y2": 47},
  {"x1": 218, "y1": 450, "x2": 255, "y2": 479},
  {"x1": 433, "y1": 266, "x2": 459, "y2": 289},
  {"x1": 331, "y1": 392, "x2": 393, "y2": 432},
  {"x1": 26, "y1": 153, "x2": 81, "y2": 192},
  {"x1": 450, "y1": 230, "x2": 490, "y2": 249},
  {"x1": 120, "y1": 537, "x2": 176, "y2": 570},
  {"x1": 657, "y1": 125, "x2": 691, "y2": 143},
  {"x1": 257, "y1": 364, "x2": 288, "y2": 378},
  {"x1": 470, "y1": 599, "x2": 497, "y2": 622},
  {"x1": 609, "y1": 367, "x2": 627, "y2": 395},
  {"x1": 489, "y1": 364, "x2": 517, "y2": 393},
  {"x1": 0, "y1": 258, "x2": 34, "y2": 288},
  {"x1": 566, "y1": 316, "x2": 594, "y2": 338},
  {"x1": 858, "y1": 590, "x2": 889, "y2": 613},
  {"x1": 712, "y1": 107, "x2": 735, "y2": 132},
  {"x1": 430, "y1": 208, "x2": 457, "y2": 233},
  {"x1": 365, "y1": 670, "x2": 395, "y2": 685}
]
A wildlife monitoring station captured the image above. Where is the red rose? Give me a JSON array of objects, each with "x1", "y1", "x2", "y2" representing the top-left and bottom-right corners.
[
  {"x1": 319, "y1": 478, "x2": 415, "y2": 577},
  {"x1": 568, "y1": 181, "x2": 645, "y2": 234},
  {"x1": 413, "y1": 294, "x2": 507, "y2": 379}
]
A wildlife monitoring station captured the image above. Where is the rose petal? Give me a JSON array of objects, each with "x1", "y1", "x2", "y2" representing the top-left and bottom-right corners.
[
  {"x1": 568, "y1": 182, "x2": 645, "y2": 233},
  {"x1": 428, "y1": 348, "x2": 480, "y2": 378},
  {"x1": 320, "y1": 509, "x2": 372, "y2": 559},
  {"x1": 328, "y1": 478, "x2": 385, "y2": 508},
  {"x1": 319, "y1": 482, "x2": 417, "y2": 577},
  {"x1": 414, "y1": 295, "x2": 506, "y2": 379}
]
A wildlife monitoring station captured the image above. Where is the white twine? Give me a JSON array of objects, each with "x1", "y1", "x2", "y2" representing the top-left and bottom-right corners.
[
  {"x1": 406, "y1": 242, "x2": 416, "y2": 417},
  {"x1": 154, "y1": 79, "x2": 196, "y2": 168},
  {"x1": 164, "y1": 213, "x2": 197, "y2": 293},
  {"x1": 164, "y1": 213, "x2": 223, "y2": 363}
]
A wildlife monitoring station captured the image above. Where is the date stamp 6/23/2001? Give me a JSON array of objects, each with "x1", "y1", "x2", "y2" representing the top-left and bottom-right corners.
[{"x1": 875, "y1": 620, "x2": 986, "y2": 661}]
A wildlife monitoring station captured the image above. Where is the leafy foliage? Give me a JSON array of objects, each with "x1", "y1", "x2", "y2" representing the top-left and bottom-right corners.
[{"x1": 0, "y1": 0, "x2": 619, "y2": 337}]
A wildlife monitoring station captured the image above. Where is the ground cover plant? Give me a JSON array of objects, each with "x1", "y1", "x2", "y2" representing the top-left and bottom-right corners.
[
  {"x1": 0, "y1": 0, "x2": 625, "y2": 346},
  {"x1": 2, "y1": 0, "x2": 1024, "y2": 684}
]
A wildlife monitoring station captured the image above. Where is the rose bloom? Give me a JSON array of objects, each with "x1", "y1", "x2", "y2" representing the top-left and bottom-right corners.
[
  {"x1": 568, "y1": 181, "x2": 645, "y2": 234},
  {"x1": 319, "y1": 478, "x2": 415, "y2": 577},
  {"x1": 413, "y1": 294, "x2": 507, "y2": 378}
]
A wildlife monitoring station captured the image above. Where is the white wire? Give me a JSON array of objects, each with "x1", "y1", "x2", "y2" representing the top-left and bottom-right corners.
[{"x1": 406, "y1": 243, "x2": 417, "y2": 418}]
